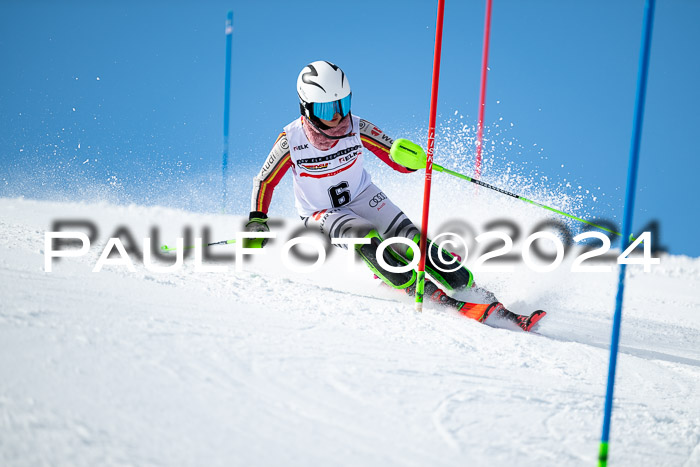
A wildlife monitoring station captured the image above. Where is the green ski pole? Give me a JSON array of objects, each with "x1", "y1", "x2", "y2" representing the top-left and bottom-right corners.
[
  {"x1": 390, "y1": 138, "x2": 634, "y2": 241},
  {"x1": 160, "y1": 238, "x2": 236, "y2": 253}
]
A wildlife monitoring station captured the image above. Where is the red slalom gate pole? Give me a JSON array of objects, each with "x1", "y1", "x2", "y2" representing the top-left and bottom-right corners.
[
  {"x1": 475, "y1": 0, "x2": 493, "y2": 178},
  {"x1": 415, "y1": 0, "x2": 446, "y2": 312}
]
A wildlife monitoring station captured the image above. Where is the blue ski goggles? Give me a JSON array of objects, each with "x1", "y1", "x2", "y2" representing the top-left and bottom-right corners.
[{"x1": 312, "y1": 93, "x2": 351, "y2": 121}]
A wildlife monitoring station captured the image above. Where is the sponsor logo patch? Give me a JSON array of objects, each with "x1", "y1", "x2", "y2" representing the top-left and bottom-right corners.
[
  {"x1": 296, "y1": 145, "x2": 362, "y2": 178},
  {"x1": 369, "y1": 192, "x2": 387, "y2": 208},
  {"x1": 300, "y1": 162, "x2": 330, "y2": 171}
]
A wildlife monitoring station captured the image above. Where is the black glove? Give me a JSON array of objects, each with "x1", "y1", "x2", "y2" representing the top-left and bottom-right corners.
[{"x1": 244, "y1": 211, "x2": 270, "y2": 248}]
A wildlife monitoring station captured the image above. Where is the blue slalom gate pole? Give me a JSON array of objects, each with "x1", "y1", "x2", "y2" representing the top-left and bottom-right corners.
[
  {"x1": 221, "y1": 11, "x2": 233, "y2": 212},
  {"x1": 598, "y1": 0, "x2": 656, "y2": 465}
]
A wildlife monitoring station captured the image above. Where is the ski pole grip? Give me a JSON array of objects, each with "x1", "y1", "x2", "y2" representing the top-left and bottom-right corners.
[{"x1": 390, "y1": 139, "x2": 428, "y2": 170}]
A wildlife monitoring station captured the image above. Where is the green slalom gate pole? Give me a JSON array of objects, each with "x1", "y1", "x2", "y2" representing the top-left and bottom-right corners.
[{"x1": 390, "y1": 138, "x2": 634, "y2": 242}]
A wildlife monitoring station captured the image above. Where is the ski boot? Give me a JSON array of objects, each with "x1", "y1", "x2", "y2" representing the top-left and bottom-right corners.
[
  {"x1": 406, "y1": 279, "x2": 497, "y2": 323},
  {"x1": 515, "y1": 310, "x2": 546, "y2": 332},
  {"x1": 490, "y1": 303, "x2": 546, "y2": 332}
]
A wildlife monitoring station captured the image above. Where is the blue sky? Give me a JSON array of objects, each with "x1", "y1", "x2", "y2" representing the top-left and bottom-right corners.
[{"x1": 1, "y1": 0, "x2": 699, "y2": 256}]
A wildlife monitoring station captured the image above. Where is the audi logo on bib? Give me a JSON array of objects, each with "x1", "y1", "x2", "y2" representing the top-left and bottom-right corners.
[{"x1": 369, "y1": 192, "x2": 387, "y2": 208}]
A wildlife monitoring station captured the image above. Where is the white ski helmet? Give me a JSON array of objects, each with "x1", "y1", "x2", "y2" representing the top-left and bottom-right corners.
[{"x1": 297, "y1": 60, "x2": 351, "y2": 123}]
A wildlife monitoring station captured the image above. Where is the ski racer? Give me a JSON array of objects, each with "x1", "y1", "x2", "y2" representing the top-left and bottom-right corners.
[{"x1": 245, "y1": 60, "x2": 544, "y2": 331}]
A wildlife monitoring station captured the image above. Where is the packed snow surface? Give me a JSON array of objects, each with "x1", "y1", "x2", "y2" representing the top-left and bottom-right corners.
[{"x1": 1, "y1": 197, "x2": 699, "y2": 466}]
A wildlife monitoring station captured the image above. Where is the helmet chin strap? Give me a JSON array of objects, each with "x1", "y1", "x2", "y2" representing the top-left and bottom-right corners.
[{"x1": 306, "y1": 113, "x2": 354, "y2": 140}]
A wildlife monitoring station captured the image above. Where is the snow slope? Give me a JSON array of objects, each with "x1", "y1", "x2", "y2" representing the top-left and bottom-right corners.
[{"x1": 1, "y1": 197, "x2": 699, "y2": 466}]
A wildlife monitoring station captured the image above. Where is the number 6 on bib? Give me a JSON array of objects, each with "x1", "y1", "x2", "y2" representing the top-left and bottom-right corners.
[{"x1": 328, "y1": 181, "x2": 351, "y2": 208}]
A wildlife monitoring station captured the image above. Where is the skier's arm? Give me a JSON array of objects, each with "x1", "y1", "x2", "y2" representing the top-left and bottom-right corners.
[
  {"x1": 359, "y1": 119, "x2": 416, "y2": 174},
  {"x1": 250, "y1": 132, "x2": 293, "y2": 217}
]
